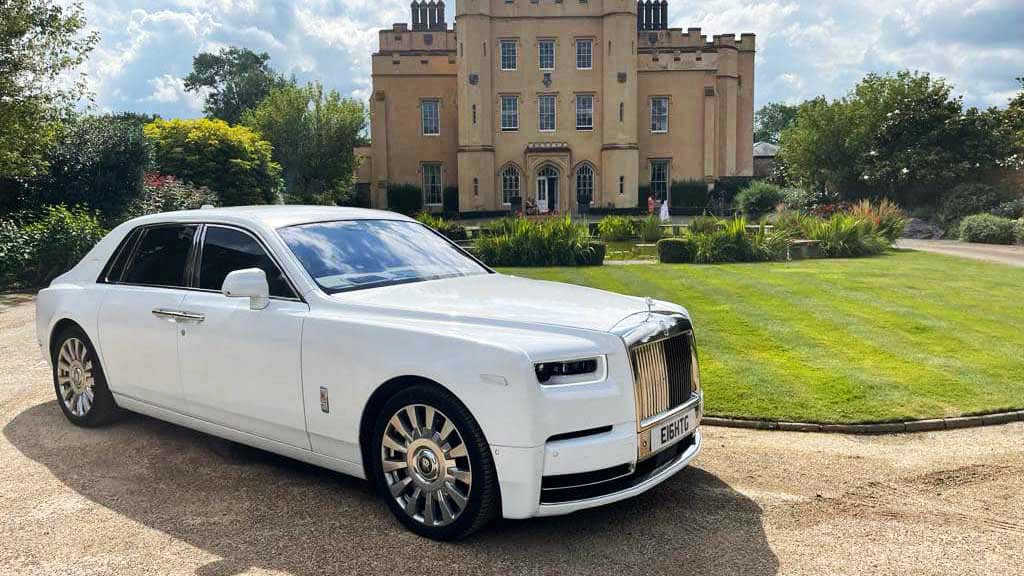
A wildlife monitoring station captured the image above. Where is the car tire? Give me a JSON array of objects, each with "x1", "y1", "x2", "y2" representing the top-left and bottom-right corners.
[
  {"x1": 371, "y1": 384, "x2": 500, "y2": 540},
  {"x1": 51, "y1": 325, "x2": 120, "y2": 427}
]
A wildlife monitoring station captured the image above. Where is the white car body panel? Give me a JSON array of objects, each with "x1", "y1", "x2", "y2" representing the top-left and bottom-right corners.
[{"x1": 35, "y1": 206, "x2": 703, "y2": 521}]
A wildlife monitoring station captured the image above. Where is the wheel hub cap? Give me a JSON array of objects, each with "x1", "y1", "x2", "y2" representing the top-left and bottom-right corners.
[{"x1": 56, "y1": 337, "x2": 95, "y2": 417}]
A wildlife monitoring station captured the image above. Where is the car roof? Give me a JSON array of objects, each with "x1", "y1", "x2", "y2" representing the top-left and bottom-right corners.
[{"x1": 125, "y1": 205, "x2": 415, "y2": 229}]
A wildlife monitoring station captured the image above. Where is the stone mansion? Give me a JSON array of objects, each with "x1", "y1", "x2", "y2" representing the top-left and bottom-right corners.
[{"x1": 355, "y1": 0, "x2": 755, "y2": 214}]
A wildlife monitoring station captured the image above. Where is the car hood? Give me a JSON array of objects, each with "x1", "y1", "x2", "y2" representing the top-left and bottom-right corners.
[{"x1": 332, "y1": 273, "x2": 655, "y2": 333}]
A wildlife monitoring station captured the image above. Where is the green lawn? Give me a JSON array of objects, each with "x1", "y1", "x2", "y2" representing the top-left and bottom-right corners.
[{"x1": 504, "y1": 250, "x2": 1024, "y2": 424}]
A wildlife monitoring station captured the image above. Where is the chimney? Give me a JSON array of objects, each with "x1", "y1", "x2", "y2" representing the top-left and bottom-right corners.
[
  {"x1": 411, "y1": 1, "x2": 420, "y2": 29},
  {"x1": 436, "y1": 0, "x2": 446, "y2": 29},
  {"x1": 660, "y1": 0, "x2": 668, "y2": 30}
]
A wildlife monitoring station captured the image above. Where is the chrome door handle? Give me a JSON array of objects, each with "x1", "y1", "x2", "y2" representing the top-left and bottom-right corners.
[{"x1": 151, "y1": 308, "x2": 205, "y2": 322}]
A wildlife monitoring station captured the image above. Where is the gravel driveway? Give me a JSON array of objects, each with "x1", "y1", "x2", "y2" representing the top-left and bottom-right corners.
[
  {"x1": 1, "y1": 295, "x2": 1022, "y2": 575},
  {"x1": 897, "y1": 239, "x2": 1024, "y2": 267}
]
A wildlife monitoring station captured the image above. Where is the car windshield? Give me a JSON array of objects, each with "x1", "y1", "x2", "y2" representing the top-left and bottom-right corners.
[{"x1": 278, "y1": 219, "x2": 489, "y2": 293}]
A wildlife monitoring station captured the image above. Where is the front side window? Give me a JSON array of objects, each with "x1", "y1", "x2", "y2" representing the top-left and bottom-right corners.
[
  {"x1": 501, "y1": 165, "x2": 520, "y2": 204},
  {"x1": 501, "y1": 95, "x2": 519, "y2": 131},
  {"x1": 278, "y1": 220, "x2": 489, "y2": 294},
  {"x1": 576, "y1": 39, "x2": 592, "y2": 70},
  {"x1": 422, "y1": 164, "x2": 443, "y2": 206},
  {"x1": 576, "y1": 94, "x2": 593, "y2": 130},
  {"x1": 199, "y1": 226, "x2": 293, "y2": 298},
  {"x1": 538, "y1": 95, "x2": 556, "y2": 131},
  {"x1": 121, "y1": 225, "x2": 198, "y2": 287},
  {"x1": 539, "y1": 40, "x2": 555, "y2": 70},
  {"x1": 576, "y1": 164, "x2": 594, "y2": 204},
  {"x1": 421, "y1": 100, "x2": 440, "y2": 136},
  {"x1": 651, "y1": 97, "x2": 669, "y2": 133},
  {"x1": 500, "y1": 40, "x2": 517, "y2": 70},
  {"x1": 650, "y1": 160, "x2": 669, "y2": 201}
]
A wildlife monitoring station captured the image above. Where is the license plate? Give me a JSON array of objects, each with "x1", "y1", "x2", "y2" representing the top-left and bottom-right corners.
[{"x1": 650, "y1": 408, "x2": 696, "y2": 453}]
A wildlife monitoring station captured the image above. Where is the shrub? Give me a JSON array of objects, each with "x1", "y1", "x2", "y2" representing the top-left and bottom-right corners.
[
  {"x1": 0, "y1": 205, "x2": 106, "y2": 288},
  {"x1": 637, "y1": 184, "x2": 651, "y2": 210},
  {"x1": 635, "y1": 214, "x2": 663, "y2": 242},
  {"x1": 657, "y1": 237, "x2": 694, "y2": 263},
  {"x1": 781, "y1": 187, "x2": 815, "y2": 212},
  {"x1": 577, "y1": 241, "x2": 606, "y2": 266},
  {"x1": 990, "y1": 198, "x2": 1024, "y2": 220},
  {"x1": 848, "y1": 198, "x2": 907, "y2": 243},
  {"x1": 939, "y1": 183, "x2": 1002, "y2": 227},
  {"x1": 125, "y1": 173, "x2": 217, "y2": 219},
  {"x1": 387, "y1": 184, "x2": 423, "y2": 215},
  {"x1": 1014, "y1": 219, "x2": 1024, "y2": 245},
  {"x1": 144, "y1": 118, "x2": 282, "y2": 206},
  {"x1": 688, "y1": 214, "x2": 719, "y2": 235},
  {"x1": 473, "y1": 216, "x2": 591, "y2": 266},
  {"x1": 443, "y1": 186, "x2": 459, "y2": 214},
  {"x1": 804, "y1": 213, "x2": 886, "y2": 257},
  {"x1": 597, "y1": 215, "x2": 634, "y2": 240},
  {"x1": 959, "y1": 214, "x2": 1016, "y2": 244},
  {"x1": 669, "y1": 180, "x2": 708, "y2": 210},
  {"x1": 735, "y1": 180, "x2": 785, "y2": 216},
  {"x1": 415, "y1": 212, "x2": 467, "y2": 242}
]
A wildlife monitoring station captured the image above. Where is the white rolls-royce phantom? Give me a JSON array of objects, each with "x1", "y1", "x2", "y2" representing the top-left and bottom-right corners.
[{"x1": 35, "y1": 206, "x2": 703, "y2": 540}]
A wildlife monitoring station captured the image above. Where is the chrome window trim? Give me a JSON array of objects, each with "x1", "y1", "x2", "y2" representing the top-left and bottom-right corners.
[{"x1": 196, "y1": 223, "x2": 302, "y2": 301}]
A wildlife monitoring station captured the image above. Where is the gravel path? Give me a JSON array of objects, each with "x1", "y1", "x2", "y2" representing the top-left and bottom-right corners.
[
  {"x1": 897, "y1": 239, "x2": 1024, "y2": 267},
  {"x1": 1, "y1": 296, "x2": 1022, "y2": 575}
]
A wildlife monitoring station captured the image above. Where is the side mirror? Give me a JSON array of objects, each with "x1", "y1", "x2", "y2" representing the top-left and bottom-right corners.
[{"x1": 222, "y1": 268, "x2": 270, "y2": 310}]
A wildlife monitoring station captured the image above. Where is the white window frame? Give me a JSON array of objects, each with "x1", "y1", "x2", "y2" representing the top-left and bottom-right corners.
[
  {"x1": 650, "y1": 159, "x2": 669, "y2": 201},
  {"x1": 422, "y1": 163, "x2": 443, "y2": 206},
  {"x1": 500, "y1": 95, "x2": 519, "y2": 131},
  {"x1": 421, "y1": 99, "x2": 440, "y2": 136},
  {"x1": 501, "y1": 165, "x2": 520, "y2": 205},
  {"x1": 500, "y1": 39, "x2": 518, "y2": 71},
  {"x1": 575, "y1": 39, "x2": 593, "y2": 70},
  {"x1": 538, "y1": 95, "x2": 556, "y2": 132},
  {"x1": 538, "y1": 39, "x2": 555, "y2": 70},
  {"x1": 575, "y1": 94, "x2": 594, "y2": 131},
  {"x1": 651, "y1": 96, "x2": 669, "y2": 133}
]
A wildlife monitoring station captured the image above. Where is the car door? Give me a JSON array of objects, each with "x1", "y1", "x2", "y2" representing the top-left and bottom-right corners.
[
  {"x1": 96, "y1": 224, "x2": 199, "y2": 412},
  {"x1": 178, "y1": 224, "x2": 311, "y2": 450}
]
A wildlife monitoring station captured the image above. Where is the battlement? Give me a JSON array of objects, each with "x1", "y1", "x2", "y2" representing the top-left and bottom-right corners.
[{"x1": 637, "y1": 27, "x2": 755, "y2": 52}]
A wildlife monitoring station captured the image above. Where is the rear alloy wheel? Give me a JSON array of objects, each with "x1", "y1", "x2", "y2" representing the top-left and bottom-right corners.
[
  {"x1": 372, "y1": 385, "x2": 498, "y2": 540},
  {"x1": 52, "y1": 326, "x2": 119, "y2": 427}
]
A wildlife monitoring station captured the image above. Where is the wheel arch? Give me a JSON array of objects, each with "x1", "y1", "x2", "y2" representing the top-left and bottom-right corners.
[{"x1": 49, "y1": 318, "x2": 85, "y2": 356}]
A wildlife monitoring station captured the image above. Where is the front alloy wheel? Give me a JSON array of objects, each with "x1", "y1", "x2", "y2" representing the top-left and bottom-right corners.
[{"x1": 372, "y1": 385, "x2": 498, "y2": 540}]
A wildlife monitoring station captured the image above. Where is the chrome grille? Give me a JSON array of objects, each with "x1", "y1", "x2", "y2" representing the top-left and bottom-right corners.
[{"x1": 631, "y1": 332, "x2": 693, "y2": 423}]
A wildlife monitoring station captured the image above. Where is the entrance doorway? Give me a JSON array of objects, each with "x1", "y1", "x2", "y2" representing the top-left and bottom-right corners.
[{"x1": 536, "y1": 165, "x2": 559, "y2": 213}]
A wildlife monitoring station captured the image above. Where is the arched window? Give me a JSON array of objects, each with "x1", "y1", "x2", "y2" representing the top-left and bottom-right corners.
[
  {"x1": 576, "y1": 164, "x2": 594, "y2": 204},
  {"x1": 501, "y1": 165, "x2": 520, "y2": 205}
]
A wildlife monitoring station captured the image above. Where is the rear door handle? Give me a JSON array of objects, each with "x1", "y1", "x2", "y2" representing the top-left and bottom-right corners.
[{"x1": 152, "y1": 308, "x2": 205, "y2": 323}]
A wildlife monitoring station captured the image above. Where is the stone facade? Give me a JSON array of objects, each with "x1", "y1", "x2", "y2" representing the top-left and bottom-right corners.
[{"x1": 360, "y1": 0, "x2": 755, "y2": 214}]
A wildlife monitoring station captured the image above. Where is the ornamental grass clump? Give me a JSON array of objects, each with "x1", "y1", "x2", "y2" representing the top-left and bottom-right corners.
[
  {"x1": 657, "y1": 217, "x2": 788, "y2": 264},
  {"x1": 473, "y1": 216, "x2": 598, "y2": 266},
  {"x1": 635, "y1": 214, "x2": 663, "y2": 242},
  {"x1": 415, "y1": 212, "x2": 467, "y2": 241},
  {"x1": 597, "y1": 215, "x2": 634, "y2": 240}
]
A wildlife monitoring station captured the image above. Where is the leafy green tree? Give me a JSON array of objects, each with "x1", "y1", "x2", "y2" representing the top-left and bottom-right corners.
[
  {"x1": 777, "y1": 96, "x2": 865, "y2": 199},
  {"x1": 35, "y1": 114, "x2": 152, "y2": 224},
  {"x1": 243, "y1": 82, "x2": 367, "y2": 205},
  {"x1": 144, "y1": 118, "x2": 283, "y2": 206},
  {"x1": 1006, "y1": 77, "x2": 1024, "y2": 169},
  {"x1": 184, "y1": 47, "x2": 284, "y2": 124},
  {"x1": 753, "y1": 102, "x2": 798, "y2": 144},
  {"x1": 0, "y1": 0, "x2": 98, "y2": 178}
]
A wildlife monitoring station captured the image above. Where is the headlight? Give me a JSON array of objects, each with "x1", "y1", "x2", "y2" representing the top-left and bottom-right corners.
[{"x1": 535, "y1": 357, "x2": 603, "y2": 385}]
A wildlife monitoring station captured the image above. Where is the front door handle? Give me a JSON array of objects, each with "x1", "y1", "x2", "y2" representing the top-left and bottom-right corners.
[{"x1": 152, "y1": 308, "x2": 205, "y2": 323}]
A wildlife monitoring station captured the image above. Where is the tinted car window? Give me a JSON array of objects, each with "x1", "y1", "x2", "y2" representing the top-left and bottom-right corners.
[
  {"x1": 122, "y1": 225, "x2": 197, "y2": 287},
  {"x1": 278, "y1": 220, "x2": 488, "y2": 294},
  {"x1": 199, "y1": 226, "x2": 294, "y2": 298},
  {"x1": 100, "y1": 228, "x2": 143, "y2": 283}
]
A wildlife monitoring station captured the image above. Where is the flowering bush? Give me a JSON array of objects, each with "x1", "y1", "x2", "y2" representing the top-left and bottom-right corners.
[{"x1": 125, "y1": 173, "x2": 218, "y2": 218}]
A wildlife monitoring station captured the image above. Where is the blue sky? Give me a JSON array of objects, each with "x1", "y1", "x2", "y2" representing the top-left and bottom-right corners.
[{"x1": 78, "y1": 0, "x2": 1024, "y2": 118}]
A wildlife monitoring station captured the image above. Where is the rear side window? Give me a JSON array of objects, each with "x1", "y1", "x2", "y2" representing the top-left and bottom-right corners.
[
  {"x1": 198, "y1": 226, "x2": 294, "y2": 298},
  {"x1": 100, "y1": 228, "x2": 143, "y2": 283},
  {"x1": 122, "y1": 225, "x2": 197, "y2": 287}
]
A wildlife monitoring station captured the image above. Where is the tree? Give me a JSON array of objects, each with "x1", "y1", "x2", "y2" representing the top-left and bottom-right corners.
[
  {"x1": 753, "y1": 102, "x2": 798, "y2": 144},
  {"x1": 243, "y1": 82, "x2": 367, "y2": 205},
  {"x1": 0, "y1": 0, "x2": 98, "y2": 178},
  {"x1": 184, "y1": 47, "x2": 284, "y2": 124},
  {"x1": 35, "y1": 114, "x2": 152, "y2": 224},
  {"x1": 1006, "y1": 77, "x2": 1024, "y2": 169},
  {"x1": 144, "y1": 118, "x2": 283, "y2": 206}
]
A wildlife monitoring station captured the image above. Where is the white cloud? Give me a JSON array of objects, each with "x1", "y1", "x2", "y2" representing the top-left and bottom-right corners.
[{"x1": 142, "y1": 74, "x2": 205, "y2": 112}]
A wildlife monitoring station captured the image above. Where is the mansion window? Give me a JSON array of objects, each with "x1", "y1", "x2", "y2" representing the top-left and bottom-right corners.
[
  {"x1": 651, "y1": 97, "x2": 669, "y2": 133},
  {"x1": 539, "y1": 40, "x2": 555, "y2": 70},
  {"x1": 575, "y1": 164, "x2": 594, "y2": 204},
  {"x1": 650, "y1": 160, "x2": 669, "y2": 201},
  {"x1": 538, "y1": 95, "x2": 556, "y2": 132},
  {"x1": 575, "y1": 94, "x2": 593, "y2": 130},
  {"x1": 501, "y1": 95, "x2": 519, "y2": 131},
  {"x1": 421, "y1": 99, "x2": 439, "y2": 136},
  {"x1": 500, "y1": 40, "x2": 518, "y2": 71},
  {"x1": 422, "y1": 164, "x2": 443, "y2": 206},
  {"x1": 501, "y1": 165, "x2": 521, "y2": 205},
  {"x1": 575, "y1": 39, "x2": 592, "y2": 70}
]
